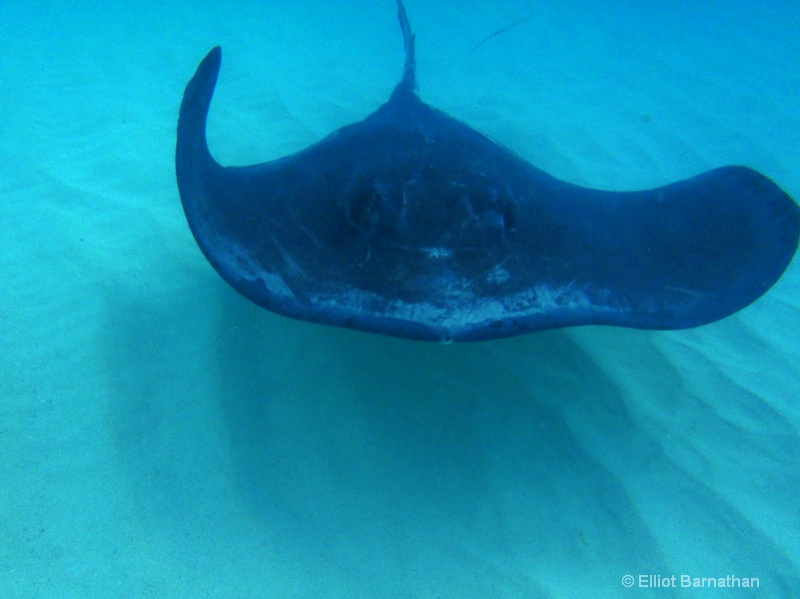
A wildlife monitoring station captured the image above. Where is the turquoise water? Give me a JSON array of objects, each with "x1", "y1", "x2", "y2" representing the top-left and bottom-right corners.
[{"x1": 1, "y1": 1, "x2": 799, "y2": 596}]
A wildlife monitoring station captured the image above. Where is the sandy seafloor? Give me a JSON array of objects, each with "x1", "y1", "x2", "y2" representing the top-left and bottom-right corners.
[{"x1": 2, "y1": 0, "x2": 799, "y2": 596}]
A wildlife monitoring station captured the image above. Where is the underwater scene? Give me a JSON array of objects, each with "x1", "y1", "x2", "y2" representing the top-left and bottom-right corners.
[{"x1": 2, "y1": 0, "x2": 799, "y2": 596}]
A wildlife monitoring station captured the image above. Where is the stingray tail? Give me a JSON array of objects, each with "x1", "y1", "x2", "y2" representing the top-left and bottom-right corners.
[
  {"x1": 391, "y1": 0, "x2": 417, "y2": 99},
  {"x1": 176, "y1": 46, "x2": 224, "y2": 189}
]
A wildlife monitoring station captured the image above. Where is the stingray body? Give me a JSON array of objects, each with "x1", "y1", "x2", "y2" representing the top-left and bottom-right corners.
[{"x1": 176, "y1": 0, "x2": 799, "y2": 342}]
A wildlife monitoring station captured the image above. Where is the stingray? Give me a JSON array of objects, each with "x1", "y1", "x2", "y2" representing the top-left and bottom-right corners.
[{"x1": 176, "y1": 0, "x2": 799, "y2": 342}]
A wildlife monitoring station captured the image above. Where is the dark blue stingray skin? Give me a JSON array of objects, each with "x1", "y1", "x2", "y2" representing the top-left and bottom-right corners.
[{"x1": 176, "y1": 0, "x2": 799, "y2": 342}]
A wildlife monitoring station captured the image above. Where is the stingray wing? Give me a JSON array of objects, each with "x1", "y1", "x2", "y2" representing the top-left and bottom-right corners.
[{"x1": 496, "y1": 167, "x2": 800, "y2": 338}]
